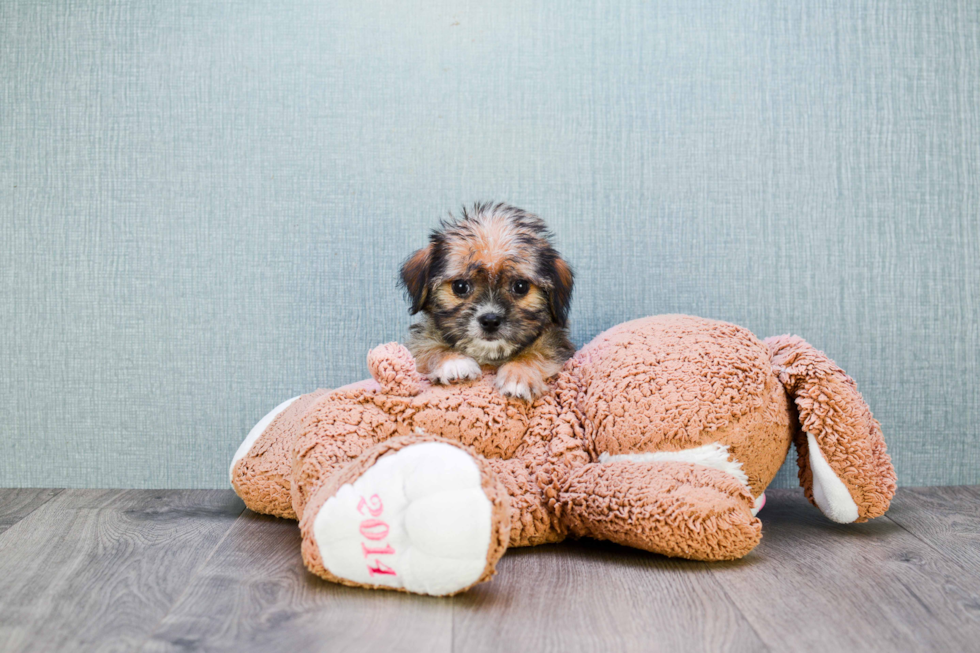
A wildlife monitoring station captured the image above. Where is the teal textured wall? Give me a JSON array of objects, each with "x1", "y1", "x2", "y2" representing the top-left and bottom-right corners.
[{"x1": 1, "y1": 0, "x2": 978, "y2": 488}]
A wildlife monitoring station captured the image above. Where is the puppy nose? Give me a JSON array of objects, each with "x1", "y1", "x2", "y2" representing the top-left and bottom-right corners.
[{"x1": 478, "y1": 313, "x2": 503, "y2": 331}]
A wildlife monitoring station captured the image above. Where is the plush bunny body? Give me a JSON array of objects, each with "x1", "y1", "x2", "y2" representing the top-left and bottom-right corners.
[{"x1": 230, "y1": 315, "x2": 895, "y2": 596}]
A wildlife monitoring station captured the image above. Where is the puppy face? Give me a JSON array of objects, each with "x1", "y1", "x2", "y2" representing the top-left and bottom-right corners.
[{"x1": 400, "y1": 203, "x2": 573, "y2": 364}]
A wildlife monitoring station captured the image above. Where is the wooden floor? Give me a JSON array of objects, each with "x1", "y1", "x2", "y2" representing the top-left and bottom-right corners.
[{"x1": 0, "y1": 487, "x2": 978, "y2": 652}]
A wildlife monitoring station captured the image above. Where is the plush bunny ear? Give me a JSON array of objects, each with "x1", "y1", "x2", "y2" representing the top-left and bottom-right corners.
[
  {"x1": 367, "y1": 343, "x2": 423, "y2": 396},
  {"x1": 766, "y1": 335, "x2": 896, "y2": 523}
]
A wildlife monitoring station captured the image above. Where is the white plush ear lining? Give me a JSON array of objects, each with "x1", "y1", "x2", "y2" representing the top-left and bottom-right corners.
[{"x1": 806, "y1": 432, "x2": 859, "y2": 523}]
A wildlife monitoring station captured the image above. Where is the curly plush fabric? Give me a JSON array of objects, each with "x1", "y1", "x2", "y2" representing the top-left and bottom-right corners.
[
  {"x1": 560, "y1": 460, "x2": 762, "y2": 560},
  {"x1": 766, "y1": 335, "x2": 896, "y2": 521},
  {"x1": 367, "y1": 343, "x2": 423, "y2": 397},
  {"x1": 231, "y1": 388, "x2": 330, "y2": 520},
  {"x1": 230, "y1": 315, "x2": 896, "y2": 595}
]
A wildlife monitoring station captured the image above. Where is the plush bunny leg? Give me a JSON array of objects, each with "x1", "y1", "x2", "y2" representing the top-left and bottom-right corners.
[
  {"x1": 559, "y1": 460, "x2": 762, "y2": 561},
  {"x1": 767, "y1": 335, "x2": 896, "y2": 523},
  {"x1": 299, "y1": 435, "x2": 511, "y2": 596}
]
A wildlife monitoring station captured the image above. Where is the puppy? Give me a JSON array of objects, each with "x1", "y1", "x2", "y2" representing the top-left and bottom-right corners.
[{"x1": 400, "y1": 202, "x2": 574, "y2": 400}]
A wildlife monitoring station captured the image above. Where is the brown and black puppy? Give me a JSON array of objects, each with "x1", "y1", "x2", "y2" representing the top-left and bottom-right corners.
[{"x1": 400, "y1": 202, "x2": 574, "y2": 400}]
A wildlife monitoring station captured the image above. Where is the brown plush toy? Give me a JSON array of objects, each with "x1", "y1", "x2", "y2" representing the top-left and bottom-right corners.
[{"x1": 230, "y1": 315, "x2": 896, "y2": 596}]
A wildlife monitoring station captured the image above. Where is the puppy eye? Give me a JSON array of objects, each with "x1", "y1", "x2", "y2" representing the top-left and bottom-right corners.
[
  {"x1": 512, "y1": 279, "x2": 530, "y2": 296},
  {"x1": 451, "y1": 279, "x2": 471, "y2": 297}
]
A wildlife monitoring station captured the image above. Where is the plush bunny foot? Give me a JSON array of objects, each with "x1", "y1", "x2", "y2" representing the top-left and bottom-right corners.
[{"x1": 303, "y1": 441, "x2": 509, "y2": 596}]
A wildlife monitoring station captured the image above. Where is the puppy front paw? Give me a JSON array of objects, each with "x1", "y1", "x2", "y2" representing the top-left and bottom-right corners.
[
  {"x1": 495, "y1": 361, "x2": 550, "y2": 401},
  {"x1": 429, "y1": 356, "x2": 482, "y2": 385}
]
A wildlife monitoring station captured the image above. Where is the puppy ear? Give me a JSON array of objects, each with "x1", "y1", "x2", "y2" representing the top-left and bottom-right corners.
[
  {"x1": 547, "y1": 256, "x2": 574, "y2": 327},
  {"x1": 400, "y1": 245, "x2": 433, "y2": 314}
]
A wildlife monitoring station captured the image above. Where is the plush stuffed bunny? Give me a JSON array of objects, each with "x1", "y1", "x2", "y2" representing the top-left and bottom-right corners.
[{"x1": 230, "y1": 315, "x2": 895, "y2": 596}]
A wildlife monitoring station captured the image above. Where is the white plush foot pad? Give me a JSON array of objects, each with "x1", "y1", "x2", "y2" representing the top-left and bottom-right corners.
[{"x1": 313, "y1": 442, "x2": 493, "y2": 596}]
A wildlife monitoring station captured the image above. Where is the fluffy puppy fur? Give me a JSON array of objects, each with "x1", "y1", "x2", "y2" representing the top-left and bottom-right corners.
[{"x1": 400, "y1": 202, "x2": 575, "y2": 400}]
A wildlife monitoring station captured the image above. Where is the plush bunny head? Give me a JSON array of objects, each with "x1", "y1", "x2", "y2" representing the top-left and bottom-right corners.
[{"x1": 559, "y1": 315, "x2": 792, "y2": 496}]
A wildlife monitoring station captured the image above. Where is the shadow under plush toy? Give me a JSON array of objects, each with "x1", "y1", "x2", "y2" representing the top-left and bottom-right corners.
[{"x1": 230, "y1": 315, "x2": 896, "y2": 596}]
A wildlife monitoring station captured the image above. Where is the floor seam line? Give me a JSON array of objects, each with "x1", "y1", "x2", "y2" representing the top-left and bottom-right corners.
[
  {"x1": 703, "y1": 563, "x2": 774, "y2": 653},
  {"x1": 133, "y1": 492, "x2": 247, "y2": 652},
  {"x1": 0, "y1": 488, "x2": 66, "y2": 539},
  {"x1": 882, "y1": 512, "x2": 978, "y2": 577}
]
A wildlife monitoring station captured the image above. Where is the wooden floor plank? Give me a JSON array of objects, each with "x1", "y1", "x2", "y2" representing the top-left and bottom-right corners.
[
  {"x1": 0, "y1": 489, "x2": 244, "y2": 653},
  {"x1": 707, "y1": 488, "x2": 980, "y2": 652},
  {"x1": 1, "y1": 487, "x2": 976, "y2": 652},
  {"x1": 141, "y1": 510, "x2": 453, "y2": 653},
  {"x1": 452, "y1": 539, "x2": 767, "y2": 653},
  {"x1": 0, "y1": 488, "x2": 63, "y2": 535},
  {"x1": 886, "y1": 486, "x2": 980, "y2": 573}
]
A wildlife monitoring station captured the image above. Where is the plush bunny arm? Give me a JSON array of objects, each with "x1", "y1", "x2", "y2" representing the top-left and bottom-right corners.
[
  {"x1": 559, "y1": 460, "x2": 762, "y2": 560},
  {"x1": 476, "y1": 384, "x2": 588, "y2": 548},
  {"x1": 766, "y1": 335, "x2": 896, "y2": 523}
]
